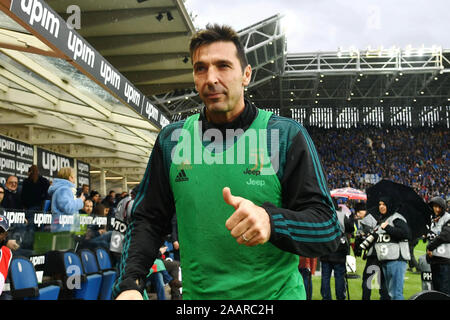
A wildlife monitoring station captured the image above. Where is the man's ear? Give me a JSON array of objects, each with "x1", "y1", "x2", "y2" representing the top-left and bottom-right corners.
[{"x1": 242, "y1": 64, "x2": 252, "y2": 87}]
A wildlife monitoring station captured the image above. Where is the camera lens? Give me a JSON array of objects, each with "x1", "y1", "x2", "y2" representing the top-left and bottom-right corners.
[{"x1": 360, "y1": 234, "x2": 376, "y2": 250}]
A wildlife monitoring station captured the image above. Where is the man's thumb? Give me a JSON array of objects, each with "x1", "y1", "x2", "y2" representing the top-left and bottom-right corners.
[{"x1": 223, "y1": 187, "x2": 240, "y2": 209}]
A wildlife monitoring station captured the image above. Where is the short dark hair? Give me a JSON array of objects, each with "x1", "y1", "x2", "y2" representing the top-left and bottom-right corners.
[
  {"x1": 90, "y1": 190, "x2": 99, "y2": 198},
  {"x1": 189, "y1": 23, "x2": 248, "y2": 72}
]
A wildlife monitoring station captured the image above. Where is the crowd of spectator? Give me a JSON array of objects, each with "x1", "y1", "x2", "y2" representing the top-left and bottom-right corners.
[
  {"x1": 309, "y1": 125, "x2": 449, "y2": 202},
  {"x1": 2, "y1": 125, "x2": 446, "y2": 215}
]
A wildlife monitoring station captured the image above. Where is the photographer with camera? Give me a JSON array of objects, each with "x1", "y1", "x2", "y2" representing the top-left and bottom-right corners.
[
  {"x1": 354, "y1": 202, "x2": 390, "y2": 300},
  {"x1": 426, "y1": 196, "x2": 450, "y2": 295},
  {"x1": 371, "y1": 197, "x2": 411, "y2": 300}
]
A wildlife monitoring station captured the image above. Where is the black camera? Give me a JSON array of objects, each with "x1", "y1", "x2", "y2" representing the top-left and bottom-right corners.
[
  {"x1": 353, "y1": 236, "x2": 364, "y2": 257},
  {"x1": 359, "y1": 232, "x2": 378, "y2": 251}
]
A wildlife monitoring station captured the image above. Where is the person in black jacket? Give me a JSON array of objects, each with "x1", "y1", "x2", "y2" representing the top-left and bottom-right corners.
[
  {"x1": 320, "y1": 197, "x2": 354, "y2": 300},
  {"x1": 354, "y1": 202, "x2": 390, "y2": 300},
  {"x1": 1, "y1": 176, "x2": 26, "y2": 256},
  {"x1": 426, "y1": 197, "x2": 450, "y2": 295},
  {"x1": 1, "y1": 176, "x2": 22, "y2": 210},
  {"x1": 0, "y1": 186, "x2": 19, "y2": 254},
  {"x1": 83, "y1": 203, "x2": 111, "y2": 250},
  {"x1": 374, "y1": 196, "x2": 411, "y2": 300},
  {"x1": 20, "y1": 165, "x2": 50, "y2": 211}
]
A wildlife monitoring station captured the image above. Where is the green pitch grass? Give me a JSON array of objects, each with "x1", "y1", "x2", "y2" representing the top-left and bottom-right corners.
[{"x1": 310, "y1": 240, "x2": 427, "y2": 300}]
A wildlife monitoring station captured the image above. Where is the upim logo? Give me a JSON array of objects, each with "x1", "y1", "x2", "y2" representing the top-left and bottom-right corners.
[
  {"x1": 78, "y1": 162, "x2": 89, "y2": 174},
  {"x1": 58, "y1": 214, "x2": 74, "y2": 227},
  {"x1": 0, "y1": 138, "x2": 15, "y2": 153},
  {"x1": 16, "y1": 144, "x2": 33, "y2": 158},
  {"x1": 30, "y1": 255, "x2": 45, "y2": 266},
  {"x1": 80, "y1": 215, "x2": 93, "y2": 226},
  {"x1": 100, "y1": 60, "x2": 121, "y2": 90},
  {"x1": 92, "y1": 216, "x2": 107, "y2": 227},
  {"x1": 124, "y1": 82, "x2": 141, "y2": 106},
  {"x1": 160, "y1": 116, "x2": 170, "y2": 128},
  {"x1": 16, "y1": 162, "x2": 31, "y2": 175},
  {"x1": 41, "y1": 152, "x2": 70, "y2": 176},
  {"x1": 5, "y1": 211, "x2": 26, "y2": 224},
  {"x1": 20, "y1": 0, "x2": 60, "y2": 38},
  {"x1": 33, "y1": 213, "x2": 52, "y2": 227},
  {"x1": 78, "y1": 176, "x2": 89, "y2": 186},
  {"x1": 67, "y1": 31, "x2": 95, "y2": 68},
  {"x1": 0, "y1": 157, "x2": 15, "y2": 171},
  {"x1": 145, "y1": 101, "x2": 159, "y2": 121}
]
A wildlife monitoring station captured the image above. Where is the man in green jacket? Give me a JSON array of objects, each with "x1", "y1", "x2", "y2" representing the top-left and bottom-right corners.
[{"x1": 113, "y1": 24, "x2": 341, "y2": 300}]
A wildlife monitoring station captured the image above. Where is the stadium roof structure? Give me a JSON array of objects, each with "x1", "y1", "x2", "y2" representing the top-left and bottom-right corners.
[
  {"x1": 256, "y1": 45, "x2": 450, "y2": 128},
  {"x1": 46, "y1": 0, "x2": 196, "y2": 97},
  {"x1": 156, "y1": 15, "x2": 450, "y2": 129}
]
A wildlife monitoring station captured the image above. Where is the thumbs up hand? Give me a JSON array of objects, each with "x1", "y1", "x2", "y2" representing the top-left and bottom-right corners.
[{"x1": 223, "y1": 187, "x2": 271, "y2": 246}]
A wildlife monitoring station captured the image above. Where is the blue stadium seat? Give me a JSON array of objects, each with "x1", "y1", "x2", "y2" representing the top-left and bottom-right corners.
[
  {"x1": 164, "y1": 241, "x2": 175, "y2": 260},
  {"x1": 79, "y1": 249, "x2": 100, "y2": 274},
  {"x1": 95, "y1": 248, "x2": 114, "y2": 270},
  {"x1": 95, "y1": 248, "x2": 117, "y2": 300},
  {"x1": 10, "y1": 257, "x2": 61, "y2": 300},
  {"x1": 63, "y1": 251, "x2": 101, "y2": 300},
  {"x1": 80, "y1": 249, "x2": 116, "y2": 300}
]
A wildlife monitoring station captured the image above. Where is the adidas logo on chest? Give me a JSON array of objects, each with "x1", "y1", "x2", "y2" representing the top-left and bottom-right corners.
[{"x1": 175, "y1": 170, "x2": 189, "y2": 182}]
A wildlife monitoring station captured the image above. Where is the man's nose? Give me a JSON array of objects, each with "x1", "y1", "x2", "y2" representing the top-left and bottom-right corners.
[{"x1": 205, "y1": 68, "x2": 219, "y2": 85}]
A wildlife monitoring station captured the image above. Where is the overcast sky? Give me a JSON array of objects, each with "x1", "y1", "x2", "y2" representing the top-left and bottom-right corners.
[{"x1": 185, "y1": 0, "x2": 449, "y2": 53}]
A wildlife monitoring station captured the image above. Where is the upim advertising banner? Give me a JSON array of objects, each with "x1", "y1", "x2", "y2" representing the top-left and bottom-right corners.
[
  {"x1": 8, "y1": 0, "x2": 169, "y2": 129},
  {"x1": 76, "y1": 160, "x2": 90, "y2": 189},
  {"x1": 0, "y1": 134, "x2": 34, "y2": 184},
  {"x1": 37, "y1": 148, "x2": 74, "y2": 181}
]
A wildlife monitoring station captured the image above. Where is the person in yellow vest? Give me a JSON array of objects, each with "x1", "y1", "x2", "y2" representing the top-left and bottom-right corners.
[{"x1": 113, "y1": 24, "x2": 341, "y2": 300}]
